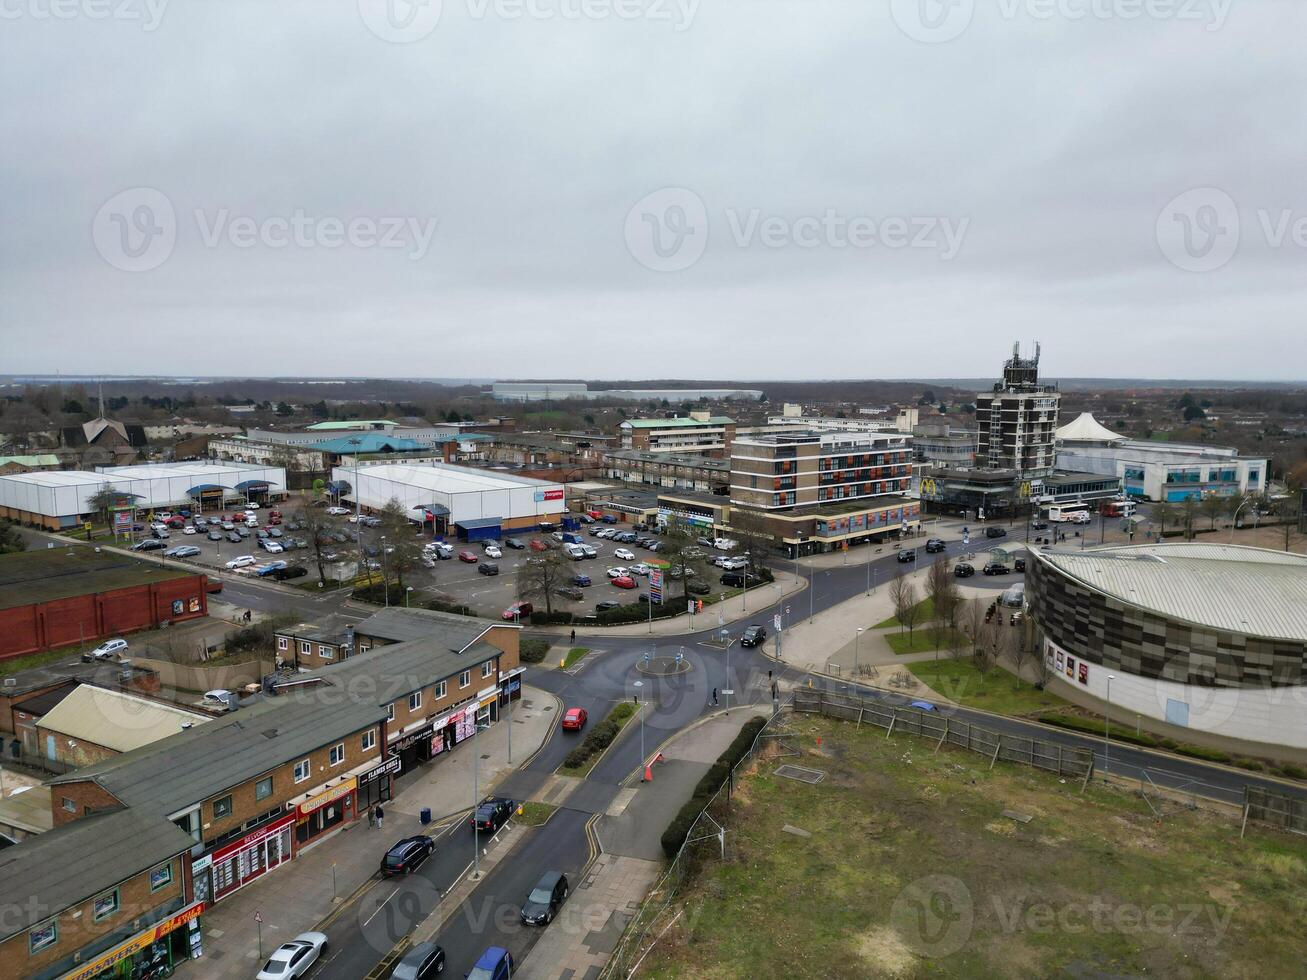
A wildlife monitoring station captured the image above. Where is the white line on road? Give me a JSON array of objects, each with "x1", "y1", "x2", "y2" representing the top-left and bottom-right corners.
[{"x1": 361, "y1": 886, "x2": 400, "y2": 929}]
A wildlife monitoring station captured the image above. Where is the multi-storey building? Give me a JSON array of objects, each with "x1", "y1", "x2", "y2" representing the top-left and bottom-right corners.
[
  {"x1": 729, "y1": 430, "x2": 912, "y2": 511},
  {"x1": 617, "y1": 414, "x2": 736, "y2": 456},
  {"x1": 975, "y1": 342, "x2": 1060, "y2": 479},
  {"x1": 603, "y1": 450, "x2": 729, "y2": 494}
]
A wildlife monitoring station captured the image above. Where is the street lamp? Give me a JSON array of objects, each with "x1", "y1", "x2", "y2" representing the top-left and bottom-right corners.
[
  {"x1": 634, "y1": 680, "x2": 646, "y2": 779},
  {"x1": 1230, "y1": 495, "x2": 1252, "y2": 543},
  {"x1": 854, "y1": 627, "x2": 864, "y2": 678},
  {"x1": 1104, "y1": 673, "x2": 1115, "y2": 777},
  {"x1": 381, "y1": 535, "x2": 388, "y2": 607},
  {"x1": 405, "y1": 586, "x2": 413, "y2": 608}
]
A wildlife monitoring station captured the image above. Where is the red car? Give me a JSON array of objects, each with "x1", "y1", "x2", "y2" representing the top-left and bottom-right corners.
[
  {"x1": 458, "y1": 550, "x2": 479, "y2": 563},
  {"x1": 585, "y1": 510, "x2": 603, "y2": 520},
  {"x1": 502, "y1": 602, "x2": 533, "y2": 621},
  {"x1": 611, "y1": 575, "x2": 636, "y2": 589},
  {"x1": 561, "y1": 707, "x2": 588, "y2": 731},
  {"x1": 529, "y1": 539, "x2": 548, "y2": 552},
  {"x1": 266, "y1": 513, "x2": 282, "y2": 525}
]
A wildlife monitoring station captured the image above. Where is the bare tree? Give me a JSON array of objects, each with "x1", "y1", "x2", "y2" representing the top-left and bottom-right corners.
[
  {"x1": 889, "y1": 569, "x2": 920, "y2": 639},
  {"x1": 293, "y1": 505, "x2": 332, "y2": 587},
  {"x1": 517, "y1": 549, "x2": 570, "y2": 616},
  {"x1": 1009, "y1": 621, "x2": 1030, "y2": 687},
  {"x1": 1179, "y1": 496, "x2": 1199, "y2": 541},
  {"x1": 1152, "y1": 501, "x2": 1176, "y2": 538},
  {"x1": 962, "y1": 595, "x2": 985, "y2": 660},
  {"x1": 657, "y1": 516, "x2": 712, "y2": 605},
  {"x1": 1200, "y1": 493, "x2": 1227, "y2": 531},
  {"x1": 924, "y1": 556, "x2": 960, "y2": 657},
  {"x1": 728, "y1": 508, "x2": 774, "y2": 581},
  {"x1": 378, "y1": 497, "x2": 422, "y2": 592}
]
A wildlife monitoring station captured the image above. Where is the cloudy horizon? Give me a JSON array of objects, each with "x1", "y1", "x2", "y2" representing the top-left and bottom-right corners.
[{"x1": 2, "y1": 0, "x2": 1304, "y2": 381}]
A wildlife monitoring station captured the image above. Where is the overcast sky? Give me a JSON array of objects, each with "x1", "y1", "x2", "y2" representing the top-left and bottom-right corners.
[{"x1": 2, "y1": 0, "x2": 1303, "y2": 381}]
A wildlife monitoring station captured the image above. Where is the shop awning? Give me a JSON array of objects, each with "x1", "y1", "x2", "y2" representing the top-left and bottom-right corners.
[
  {"x1": 412, "y1": 503, "x2": 450, "y2": 517},
  {"x1": 186, "y1": 484, "x2": 226, "y2": 496},
  {"x1": 235, "y1": 480, "x2": 270, "y2": 490}
]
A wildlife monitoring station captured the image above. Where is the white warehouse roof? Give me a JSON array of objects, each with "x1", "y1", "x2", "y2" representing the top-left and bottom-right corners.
[{"x1": 347, "y1": 463, "x2": 557, "y2": 493}]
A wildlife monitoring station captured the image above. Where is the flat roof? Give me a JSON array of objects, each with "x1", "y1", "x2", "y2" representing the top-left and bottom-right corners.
[
  {"x1": 97, "y1": 462, "x2": 277, "y2": 480},
  {"x1": 354, "y1": 462, "x2": 560, "y2": 494},
  {"x1": 621, "y1": 417, "x2": 733, "y2": 428},
  {"x1": 38, "y1": 687, "x2": 210, "y2": 753},
  {"x1": 0, "y1": 548, "x2": 196, "y2": 612},
  {"x1": 0, "y1": 469, "x2": 127, "y2": 488},
  {"x1": 306, "y1": 419, "x2": 398, "y2": 430},
  {"x1": 606, "y1": 450, "x2": 729, "y2": 470},
  {"x1": 1032, "y1": 543, "x2": 1307, "y2": 639}
]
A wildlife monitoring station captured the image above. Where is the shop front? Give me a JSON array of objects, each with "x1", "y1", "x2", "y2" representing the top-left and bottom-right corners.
[
  {"x1": 295, "y1": 777, "x2": 357, "y2": 848},
  {"x1": 389, "y1": 724, "x2": 434, "y2": 774},
  {"x1": 429, "y1": 705, "x2": 477, "y2": 758},
  {"x1": 210, "y1": 813, "x2": 296, "y2": 902},
  {"x1": 358, "y1": 756, "x2": 400, "y2": 810},
  {"x1": 58, "y1": 900, "x2": 204, "y2": 980},
  {"x1": 499, "y1": 669, "x2": 524, "y2": 709}
]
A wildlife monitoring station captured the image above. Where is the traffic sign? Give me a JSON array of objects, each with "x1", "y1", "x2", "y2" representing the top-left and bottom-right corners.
[{"x1": 773, "y1": 614, "x2": 782, "y2": 631}]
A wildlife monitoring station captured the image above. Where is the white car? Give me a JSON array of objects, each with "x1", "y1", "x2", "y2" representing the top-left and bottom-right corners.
[
  {"x1": 182, "y1": 525, "x2": 197, "y2": 535},
  {"x1": 245, "y1": 501, "x2": 261, "y2": 509},
  {"x1": 630, "y1": 562, "x2": 652, "y2": 576},
  {"x1": 606, "y1": 566, "x2": 629, "y2": 579},
  {"x1": 580, "y1": 544, "x2": 598, "y2": 559},
  {"x1": 713, "y1": 538, "x2": 738, "y2": 551},
  {"x1": 596, "y1": 528, "x2": 616, "y2": 539},
  {"x1": 326, "y1": 506, "x2": 350, "y2": 516},
  {"x1": 484, "y1": 545, "x2": 502, "y2": 559},
  {"x1": 226, "y1": 555, "x2": 256, "y2": 569},
  {"x1": 245, "y1": 516, "x2": 259, "y2": 527},
  {"x1": 613, "y1": 547, "x2": 636, "y2": 561},
  {"x1": 722, "y1": 557, "x2": 748, "y2": 570},
  {"x1": 90, "y1": 638, "x2": 128, "y2": 660},
  {"x1": 257, "y1": 933, "x2": 327, "y2": 980},
  {"x1": 264, "y1": 542, "x2": 284, "y2": 554}
]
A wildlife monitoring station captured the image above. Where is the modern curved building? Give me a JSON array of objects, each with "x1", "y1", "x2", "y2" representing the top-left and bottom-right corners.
[{"x1": 1026, "y1": 542, "x2": 1307, "y2": 750}]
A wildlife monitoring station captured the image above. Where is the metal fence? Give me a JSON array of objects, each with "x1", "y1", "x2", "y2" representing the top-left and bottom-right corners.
[
  {"x1": 793, "y1": 688, "x2": 1096, "y2": 783},
  {"x1": 600, "y1": 699, "x2": 794, "y2": 979},
  {"x1": 1242, "y1": 785, "x2": 1307, "y2": 837}
]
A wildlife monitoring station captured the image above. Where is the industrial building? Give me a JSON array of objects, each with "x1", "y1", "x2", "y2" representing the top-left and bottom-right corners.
[
  {"x1": 1054, "y1": 412, "x2": 1267, "y2": 502},
  {"x1": 618, "y1": 414, "x2": 737, "y2": 456},
  {"x1": 490, "y1": 382, "x2": 764, "y2": 402},
  {"x1": 1026, "y1": 542, "x2": 1307, "y2": 751},
  {"x1": 603, "y1": 450, "x2": 729, "y2": 494},
  {"x1": 333, "y1": 462, "x2": 565, "y2": 539}
]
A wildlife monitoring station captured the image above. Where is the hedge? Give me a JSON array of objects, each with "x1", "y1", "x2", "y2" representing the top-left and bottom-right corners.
[
  {"x1": 424, "y1": 597, "x2": 477, "y2": 617},
  {"x1": 660, "y1": 715, "x2": 767, "y2": 859},
  {"x1": 520, "y1": 638, "x2": 551, "y2": 664},
  {"x1": 530, "y1": 611, "x2": 575, "y2": 625},
  {"x1": 596, "y1": 602, "x2": 681, "y2": 625},
  {"x1": 561, "y1": 702, "x2": 635, "y2": 770}
]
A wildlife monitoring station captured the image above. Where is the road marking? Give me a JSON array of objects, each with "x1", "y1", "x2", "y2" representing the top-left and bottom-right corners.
[{"x1": 361, "y1": 886, "x2": 400, "y2": 929}]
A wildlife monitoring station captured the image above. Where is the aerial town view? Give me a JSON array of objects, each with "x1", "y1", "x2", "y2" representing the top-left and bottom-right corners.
[{"x1": 1, "y1": 4, "x2": 1305, "y2": 980}]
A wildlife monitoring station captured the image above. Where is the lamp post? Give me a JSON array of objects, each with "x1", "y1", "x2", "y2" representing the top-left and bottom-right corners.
[
  {"x1": 472, "y1": 711, "x2": 481, "y2": 878},
  {"x1": 350, "y1": 437, "x2": 364, "y2": 583},
  {"x1": 1104, "y1": 673, "x2": 1115, "y2": 777},
  {"x1": 634, "y1": 680, "x2": 645, "y2": 777},
  {"x1": 1230, "y1": 495, "x2": 1251, "y2": 543},
  {"x1": 381, "y1": 535, "x2": 389, "y2": 607},
  {"x1": 865, "y1": 534, "x2": 873, "y2": 596},
  {"x1": 854, "y1": 627, "x2": 864, "y2": 678},
  {"x1": 405, "y1": 586, "x2": 413, "y2": 608}
]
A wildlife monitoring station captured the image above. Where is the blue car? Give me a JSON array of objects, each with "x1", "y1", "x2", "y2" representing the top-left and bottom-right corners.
[
  {"x1": 256, "y1": 561, "x2": 288, "y2": 577},
  {"x1": 572, "y1": 574, "x2": 591, "y2": 587},
  {"x1": 909, "y1": 700, "x2": 937, "y2": 712},
  {"x1": 468, "y1": 947, "x2": 513, "y2": 980}
]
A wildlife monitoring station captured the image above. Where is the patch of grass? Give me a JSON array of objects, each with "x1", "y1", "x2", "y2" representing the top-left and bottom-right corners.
[
  {"x1": 908, "y1": 659, "x2": 1069, "y2": 716},
  {"x1": 563, "y1": 647, "x2": 590, "y2": 669},
  {"x1": 559, "y1": 702, "x2": 638, "y2": 777},
  {"x1": 1, "y1": 645, "x2": 89, "y2": 677},
  {"x1": 872, "y1": 595, "x2": 936, "y2": 629},
  {"x1": 637, "y1": 714, "x2": 1307, "y2": 980},
  {"x1": 885, "y1": 628, "x2": 968, "y2": 656},
  {"x1": 515, "y1": 801, "x2": 557, "y2": 827}
]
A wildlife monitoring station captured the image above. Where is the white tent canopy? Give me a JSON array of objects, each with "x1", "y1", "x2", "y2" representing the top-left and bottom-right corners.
[{"x1": 1055, "y1": 412, "x2": 1124, "y2": 444}]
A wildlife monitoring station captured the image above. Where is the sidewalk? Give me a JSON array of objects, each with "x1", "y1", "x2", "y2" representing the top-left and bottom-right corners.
[
  {"x1": 197, "y1": 684, "x2": 559, "y2": 979},
  {"x1": 518, "y1": 711, "x2": 760, "y2": 979}
]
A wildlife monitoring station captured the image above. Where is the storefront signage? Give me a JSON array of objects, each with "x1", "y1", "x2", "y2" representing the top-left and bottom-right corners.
[
  {"x1": 59, "y1": 902, "x2": 205, "y2": 980},
  {"x1": 298, "y1": 777, "x2": 357, "y2": 816},
  {"x1": 360, "y1": 756, "x2": 402, "y2": 785},
  {"x1": 212, "y1": 813, "x2": 297, "y2": 863},
  {"x1": 533, "y1": 488, "x2": 564, "y2": 502},
  {"x1": 389, "y1": 725, "x2": 434, "y2": 754}
]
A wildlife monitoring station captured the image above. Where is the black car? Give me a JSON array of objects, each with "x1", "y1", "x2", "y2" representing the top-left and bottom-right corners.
[
  {"x1": 596, "y1": 599, "x2": 622, "y2": 612},
  {"x1": 1014, "y1": 557, "x2": 1026, "y2": 572},
  {"x1": 478, "y1": 562, "x2": 499, "y2": 576},
  {"x1": 256, "y1": 529, "x2": 270, "y2": 540},
  {"x1": 273, "y1": 565, "x2": 308, "y2": 580},
  {"x1": 521, "y1": 871, "x2": 569, "y2": 926},
  {"x1": 740, "y1": 624, "x2": 767, "y2": 648},
  {"x1": 227, "y1": 532, "x2": 242, "y2": 544},
  {"x1": 897, "y1": 549, "x2": 917, "y2": 563},
  {"x1": 390, "y1": 940, "x2": 446, "y2": 979},
  {"x1": 925, "y1": 538, "x2": 946, "y2": 553},
  {"x1": 558, "y1": 587, "x2": 585, "y2": 601},
  {"x1": 504, "y1": 537, "x2": 525, "y2": 550},
  {"x1": 985, "y1": 526, "x2": 1007, "y2": 539},
  {"x1": 267, "y1": 527, "x2": 283, "y2": 538},
  {"x1": 953, "y1": 563, "x2": 975, "y2": 578},
  {"x1": 207, "y1": 530, "x2": 224, "y2": 541},
  {"x1": 471, "y1": 797, "x2": 515, "y2": 834},
  {"x1": 236, "y1": 527, "x2": 251, "y2": 538},
  {"x1": 131, "y1": 539, "x2": 164, "y2": 551},
  {"x1": 982, "y1": 562, "x2": 1009, "y2": 575},
  {"x1": 687, "y1": 580, "x2": 711, "y2": 596},
  {"x1": 381, "y1": 835, "x2": 435, "y2": 876},
  {"x1": 1030, "y1": 520, "x2": 1049, "y2": 531},
  {"x1": 720, "y1": 572, "x2": 746, "y2": 588}
]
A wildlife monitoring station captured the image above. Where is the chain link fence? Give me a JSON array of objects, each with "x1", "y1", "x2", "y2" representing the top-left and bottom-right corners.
[{"x1": 1242, "y1": 785, "x2": 1307, "y2": 837}]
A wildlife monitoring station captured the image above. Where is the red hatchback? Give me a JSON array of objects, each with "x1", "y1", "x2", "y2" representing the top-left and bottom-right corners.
[
  {"x1": 458, "y1": 550, "x2": 479, "y2": 563},
  {"x1": 611, "y1": 575, "x2": 636, "y2": 589},
  {"x1": 502, "y1": 602, "x2": 533, "y2": 621},
  {"x1": 529, "y1": 539, "x2": 548, "y2": 552},
  {"x1": 562, "y1": 707, "x2": 588, "y2": 730}
]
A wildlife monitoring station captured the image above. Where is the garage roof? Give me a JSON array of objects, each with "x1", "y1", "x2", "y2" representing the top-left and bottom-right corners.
[
  {"x1": 37, "y1": 687, "x2": 210, "y2": 753},
  {"x1": 0, "y1": 549, "x2": 195, "y2": 612}
]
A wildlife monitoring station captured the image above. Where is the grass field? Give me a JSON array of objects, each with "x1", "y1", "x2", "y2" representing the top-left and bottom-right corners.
[
  {"x1": 638, "y1": 713, "x2": 1307, "y2": 979},
  {"x1": 873, "y1": 595, "x2": 936, "y2": 629},
  {"x1": 514, "y1": 801, "x2": 557, "y2": 826},
  {"x1": 885, "y1": 627, "x2": 968, "y2": 656},
  {"x1": 907, "y1": 658, "x2": 1069, "y2": 716},
  {"x1": 563, "y1": 646, "x2": 590, "y2": 669}
]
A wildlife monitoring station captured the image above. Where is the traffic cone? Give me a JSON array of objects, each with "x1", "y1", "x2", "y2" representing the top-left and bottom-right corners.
[{"x1": 644, "y1": 764, "x2": 653, "y2": 782}]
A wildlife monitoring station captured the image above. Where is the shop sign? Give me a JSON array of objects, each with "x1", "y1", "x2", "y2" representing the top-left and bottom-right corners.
[
  {"x1": 507, "y1": 678, "x2": 521, "y2": 694},
  {"x1": 212, "y1": 813, "x2": 297, "y2": 863},
  {"x1": 59, "y1": 902, "x2": 205, "y2": 980},
  {"x1": 299, "y1": 777, "x2": 357, "y2": 816},
  {"x1": 389, "y1": 725, "x2": 434, "y2": 754},
  {"x1": 360, "y1": 756, "x2": 401, "y2": 785}
]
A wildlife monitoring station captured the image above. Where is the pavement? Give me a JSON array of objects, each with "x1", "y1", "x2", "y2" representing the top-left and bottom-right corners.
[{"x1": 194, "y1": 684, "x2": 559, "y2": 979}]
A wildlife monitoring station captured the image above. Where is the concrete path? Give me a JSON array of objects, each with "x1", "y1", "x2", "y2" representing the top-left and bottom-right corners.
[{"x1": 197, "y1": 685, "x2": 558, "y2": 978}]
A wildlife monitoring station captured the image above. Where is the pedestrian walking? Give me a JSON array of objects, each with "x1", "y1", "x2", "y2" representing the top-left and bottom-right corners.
[
  {"x1": 570, "y1": 629, "x2": 576, "y2": 644},
  {"x1": 711, "y1": 687, "x2": 718, "y2": 706},
  {"x1": 374, "y1": 804, "x2": 384, "y2": 830}
]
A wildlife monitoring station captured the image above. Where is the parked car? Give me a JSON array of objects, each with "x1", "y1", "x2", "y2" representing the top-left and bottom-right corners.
[
  {"x1": 470, "y1": 797, "x2": 515, "y2": 834},
  {"x1": 720, "y1": 572, "x2": 746, "y2": 588},
  {"x1": 326, "y1": 506, "x2": 350, "y2": 516},
  {"x1": 273, "y1": 565, "x2": 308, "y2": 581},
  {"x1": 257, "y1": 933, "x2": 328, "y2": 980},
  {"x1": 458, "y1": 550, "x2": 479, "y2": 563},
  {"x1": 267, "y1": 527, "x2": 283, "y2": 538},
  {"x1": 521, "y1": 871, "x2": 570, "y2": 926},
  {"x1": 925, "y1": 538, "x2": 947, "y2": 553},
  {"x1": 90, "y1": 638, "x2": 128, "y2": 660},
  {"x1": 897, "y1": 549, "x2": 917, "y2": 563},
  {"x1": 600, "y1": 514, "x2": 618, "y2": 524},
  {"x1": 741, "y1": 624, "x2": 767, "y2": 648},
  {"x1": 504, "y1": 537, "x2": 525, "y2": 550},
  {"x1": 169, "y1": 546, "x2": 201, "y2": 558},
  {"x1": 605, "y1": 566, "x2": 629, "y2": 579},
  {"x1": 629, "y1": 562, "x2": 651, "y2": 576},
  {"x1": 503, "y1": 601, "x2": 533, "y2": 621},
  {"x1": 572, "y1": 574, "x2": 592, "y2": 587},
  {"x1": 131, "y1": 539, "x2": 164, "y2": 551},
  {"x1": 954, "y1": 563, "x2": 975, "y2": 578},
  {"x1": 484, "y1": 545, "x2": 503, "y2": 559},
  {"x1": 221, "y1": 521, "x2": 235, "y2": 531},
  {"x1": 557, "y1": 586, "x2": 585, "y2": 601},
  {"x1": 983, "y1": 562, "x2": 1009, "y2": 575},
  {"x1": 612, "y1": 575, "x2": 637, "y2": 589},
  {"x1": 687, "y1": 580, "x2": 711, "y2": 596},
  {"x1": 1014, "y1": 557, "x2": 1026, "y2": 572},
  {"x1": 380, "y1": 835, "x2": 435, "y2": 876},
  {"x1": 227, "y1": 531, "x2": 242, "y2": 544},
  {"x1": 985, "y1": 526, "x2": 1008, "y2": 539},
  {"x1": 193, "y1": 516, "x2": 207, "y2": 526},
  {"x1": 151, "y1": 527, "x2": 170, "y2": 539},
  {"x1": 580, "y1": 544, "x2": 597, "y2": 559},
  {"x1": 204, "y1": 530, "x2": 222, "y2": 541},
  {"x1": 614, "y1": 547, "x2": 635, "y2": 561},
  {"x1": 181, "y1": 524, "x2": 197, "y2": 535},
  {"x1": 226, "y1": 555, "x2": 256, "y2": 569},
  {"x1": 578, "y1": 514, "x2": 595, "y2": 524},
  {"x1": 389, "y1": 940, "x2": 446, "y2": 980},
  {"x1": 561, "y1": 707, "x2": 587, "y2": 730},
  {"x1": 529, "y1": 539, "x2": 548, "y2": 552},
  {"x1": 478, "y1": 562, "x2": 500, "y2": 576},
  {"x1": 596, "y1": 599, "x2": 621, "y2": 612},
  {"x1": 467, "y1": 947, "x2": 514, "y2": 980},
  {"x1": 256, "y1": 561, "x2": 288, "y2": 577}
]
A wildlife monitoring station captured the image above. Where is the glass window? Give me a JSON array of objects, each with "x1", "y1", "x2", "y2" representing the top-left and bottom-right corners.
[
  {"x1": 434, "y1": 680, "x2": 446, "y2": 699},
  {"x1": 294, "y1": 758, "x2": 311, "y2": 783},
  {"x1": 329, "y1": 743, "x2": 345, "y2": 766},
  {"x1": 459, "y1": 670, "x2": 471, "y2": 688},
  {"x1": 361, "y1": 730, "x2": 376, "y2": 752},
  {"x1": 92, "y1": 889, "x2": 119, "y2": 922},
  {"x1": 481, "y1": 662, "x2": 494, "y2": 678},
  {"x1": 61, "y1": 797, "x2": 75, "y2": 813},
  {"x1": 255, "y1": 776, "x2": 273, "y2": 801},
  {"x1": 320, "y1": 644, "x2": 334, "y2": 661},
  {"x1": 150, "y1": 863, "x2": 174, "y2": 892},
  {"x1": 213, "y1": 795, "x2": 233, "y2": 819},
  {"x1": 386, "y1": 703, "x2": 395, "y2": 722},
  {"x1": 409, "y1": 691, "x2": 422, "y2": 711},
  {"x1": 277, "y1": 636, "x2": 288, "y2": 650},
  {"x1": 29, "y1": 920, "x2": 57, "y2": 954},
  {"x1": 300, "y1": 641, "x2": 311, "y2": 655}
]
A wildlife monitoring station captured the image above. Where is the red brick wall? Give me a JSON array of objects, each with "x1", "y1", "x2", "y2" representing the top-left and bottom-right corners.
[{"x1": 50, "y1": 780, "x2": 125, "y2": 826}]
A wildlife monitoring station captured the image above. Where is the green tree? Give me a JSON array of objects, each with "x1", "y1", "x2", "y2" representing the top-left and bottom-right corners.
[
  {"x1": 0, "y1": 520, "x2": 27, "y2": 554},
  {"x1": 654, "y1": 516, "x2": 712, "y2": 605}
]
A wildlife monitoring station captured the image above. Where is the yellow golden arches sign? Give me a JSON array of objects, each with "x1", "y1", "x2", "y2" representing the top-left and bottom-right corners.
[{"x1": 920, "y1": 477, "x2": 939, "y2": 498}]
